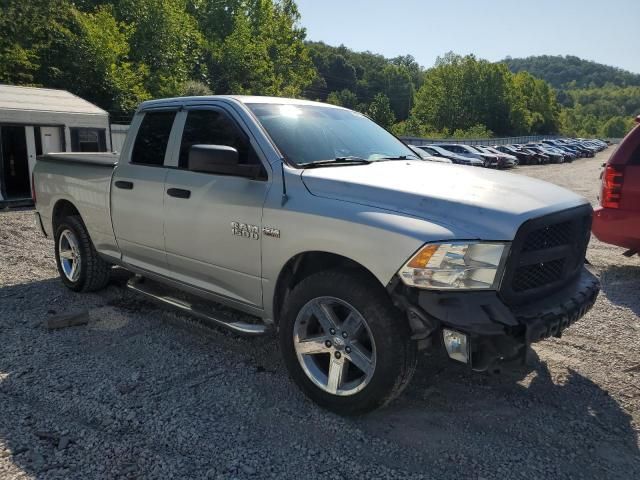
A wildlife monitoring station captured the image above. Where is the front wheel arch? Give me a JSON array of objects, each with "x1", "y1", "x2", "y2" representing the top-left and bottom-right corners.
[{"x1": 272, "y1": 251, "x2": 384, "y2": 326}]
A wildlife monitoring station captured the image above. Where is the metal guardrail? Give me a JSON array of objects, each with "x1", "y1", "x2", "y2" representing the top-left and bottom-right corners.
[{"x1": 400, "y1": 135, "x2": 559, "y2": 146}]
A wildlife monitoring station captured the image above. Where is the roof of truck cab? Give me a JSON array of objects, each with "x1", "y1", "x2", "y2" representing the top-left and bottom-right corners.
[
  {"x1": 0, "y1": 84, "x2": 108, "y2": 115},
  {"x1": 138, "y1": 95, "x2": 342, "y2": 111}
]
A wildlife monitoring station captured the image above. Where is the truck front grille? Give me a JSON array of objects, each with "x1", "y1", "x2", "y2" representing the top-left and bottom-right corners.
[
  {"x1": 513, "y1": 259, "x2": 565, "y2": 292},
  {"x1": 500, "y1": 205, "x2": 592, "y2": 305},
  {"x1": 522, "y1": 221, "x2": 573, "y2": 252}
]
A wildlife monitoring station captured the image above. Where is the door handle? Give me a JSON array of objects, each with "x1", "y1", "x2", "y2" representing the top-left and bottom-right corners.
[
  {"x1": 167, "y1": 188, "x2": 191, "y2": 199},
  {"x1": 115, "y1": 180, "x2": 134, "y2": 190}
]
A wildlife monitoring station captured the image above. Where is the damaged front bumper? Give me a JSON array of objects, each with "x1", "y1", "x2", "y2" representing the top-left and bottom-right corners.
[{"x1": 393, "y1": 265, "x2": 600, "y2": 372}]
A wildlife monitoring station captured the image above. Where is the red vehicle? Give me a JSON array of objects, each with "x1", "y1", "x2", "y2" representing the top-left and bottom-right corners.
[{"x1": 592, "y1": 116, "x2": 640, "y2": 255}]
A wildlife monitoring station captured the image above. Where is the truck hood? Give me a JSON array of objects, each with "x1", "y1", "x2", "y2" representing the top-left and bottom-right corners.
[{"x1": 300, "y1": 160, "x2": 588, "y2": 240}]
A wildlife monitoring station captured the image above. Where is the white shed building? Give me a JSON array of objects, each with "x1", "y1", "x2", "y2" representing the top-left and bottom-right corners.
[{"x1": 0, "y1": 85, "x2": 111, "y2": 205}]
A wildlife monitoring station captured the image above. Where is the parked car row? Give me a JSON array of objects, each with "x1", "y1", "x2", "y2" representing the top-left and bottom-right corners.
[
  {"x1": 410, "y1": 138, "x2": 609, "y2": 168},
  {"x1": 505, "y1": 138, "x2": 608, "y2": 165}
]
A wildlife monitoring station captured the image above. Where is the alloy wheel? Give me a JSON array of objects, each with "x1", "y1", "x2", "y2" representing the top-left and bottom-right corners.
[
  {"x1": 293, "y1": 296, "x2": 376, "y2": 396},
  {"x1": 58, "y1": 229, "x2": 81, "y2": 282}
]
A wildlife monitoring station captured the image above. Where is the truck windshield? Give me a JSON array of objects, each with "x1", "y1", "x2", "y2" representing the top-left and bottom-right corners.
[{"x1": 247, "y1": 103, "x2": 417, "y2": 167}]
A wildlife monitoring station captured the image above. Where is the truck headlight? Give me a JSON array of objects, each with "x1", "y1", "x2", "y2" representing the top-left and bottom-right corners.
[{"x1": 398, "y1": 242, "x2": 509, "y2": 290}]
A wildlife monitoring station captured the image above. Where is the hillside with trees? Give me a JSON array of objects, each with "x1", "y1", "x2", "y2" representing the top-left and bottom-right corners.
[
  {"x1": 503, "y1": 55, "x2": 640, "y2": 89},
  {"x1": 306, "y1": 46, "x2": 561, "y2": 137},
  {"x1": 503, "y1": 55, "x2": 640, "y2": 137},
  {"x1": 304, "y1": 41, "x2": 421, "y2": 128},
  {"x1": 0, "y1": 1, "x2": 637, "y2": 138}
]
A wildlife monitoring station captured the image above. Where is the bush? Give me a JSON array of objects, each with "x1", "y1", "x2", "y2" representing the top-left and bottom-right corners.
[
  {"x1": 600, "y1": 116, "x2": 633, "y2": 138},
  {"x1": 180, "y1": 80, "x2": 212, "y2": 96}
]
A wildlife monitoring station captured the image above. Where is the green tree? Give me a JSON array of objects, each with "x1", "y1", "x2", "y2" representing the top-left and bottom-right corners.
[
  {"x1": 326, "y1": 89, "x2": 359, "y2": 109},
  {"x1": 306, "y1": 41, "x2": 423, "y2": 121},
  {"x1": 214, "y1": 9, "x2": 275, "y2": 94},
  {"x1": 211, "y1": 0, "x2": 314, "y2": 96},
  {"x1": 115, "y1": 0, "x2": 206, "y2": 97},
  {"x1": 411, "y1": 53, "x2": 513, "y2": 135},
  {"x1": 367, "y1": 93, "x2": 395, "y2": 129},
  {"x1": 45, "y1": 5, "x2": 150, "y2": 117},
  {"x1": 409, "y1": 52, "x2": 561, "y2": 137},
  {"x1": 0, "y1": 44, "x2": 38, "y2": 84},
  {"x1": 379, "y1": 64, "x2": 415, "y2": 120},
  {"x1": 310, "y1": 51, "x2": 357, "y2": 95},
  {"x1": 390, "y1": 116, "x2": 430, "y2": 137},
  {"x1": 263, "y1": 0, "x2": 316, "y2": 96},
  {"x1": 0, "y1": 0, "x2": 70, "y2": 84},
  {"x1": 600, "y1": 116, "x2": 632, "y2": 138},
  {"x1": 451, "y1": 124, "x2": 493, "y2": 139},
  {"x1": 511, "y1": 71, "x2": 561, "y2": 134}
]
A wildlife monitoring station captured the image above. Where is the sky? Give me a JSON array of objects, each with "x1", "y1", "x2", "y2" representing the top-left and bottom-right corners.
[{"x1": 295, "y1": 0, "x2": 640, "y2": 73}]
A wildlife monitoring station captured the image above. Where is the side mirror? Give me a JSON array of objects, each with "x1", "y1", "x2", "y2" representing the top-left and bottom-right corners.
[{"x1": 188, "y1": 144, "x2": 261, "y2": 178}]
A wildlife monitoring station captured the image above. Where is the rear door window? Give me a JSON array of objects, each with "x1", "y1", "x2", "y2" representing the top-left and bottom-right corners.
[{"x1": 131, "y1": 111, "x2": 177, "y2": 166}]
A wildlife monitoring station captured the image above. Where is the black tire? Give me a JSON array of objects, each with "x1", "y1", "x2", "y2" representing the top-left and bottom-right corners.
[
  {"x1": 279, "y1": 269, "x2": 417, "y2": 415},
  {"x1": 54, "y1": 215, "x2": 111, "y2": 292}
]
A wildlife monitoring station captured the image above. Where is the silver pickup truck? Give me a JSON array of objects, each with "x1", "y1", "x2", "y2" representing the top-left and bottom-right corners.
[{"x1": 33, "y1": 96, "x2": 600, "y2": 414}]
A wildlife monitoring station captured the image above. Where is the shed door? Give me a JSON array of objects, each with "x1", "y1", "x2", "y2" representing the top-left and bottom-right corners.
[
  {"x1": 0, "y1": 126, "x2": 30, "y2": 200},
  {"x1": 40, "y1": 126, "x2": 63, "y2": 154}
]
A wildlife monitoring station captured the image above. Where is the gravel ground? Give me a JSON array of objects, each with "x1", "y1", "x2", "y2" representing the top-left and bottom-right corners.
[{"x1": 1, "y1": 149, "x2": 638, "y2": 479}]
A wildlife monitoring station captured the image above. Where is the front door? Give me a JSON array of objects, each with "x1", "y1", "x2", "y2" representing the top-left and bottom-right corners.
[
  {"x1": 111, "y1": 110, "x2": 178, "y2": 273},
  {"x1": 163, "y1": 107, "x2": 269, "y2": 307},
  {"x1": 0, "y1": 125, "x2": 30, "y2": 200}
]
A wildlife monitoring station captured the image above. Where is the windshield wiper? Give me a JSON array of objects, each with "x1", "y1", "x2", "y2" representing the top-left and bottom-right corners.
[
  {"x1": 378, "y1": 155, "x2": 418, "y2": 161},
  {"x1": 297, "y1": 156, "x2": 372, "y2": 168}
]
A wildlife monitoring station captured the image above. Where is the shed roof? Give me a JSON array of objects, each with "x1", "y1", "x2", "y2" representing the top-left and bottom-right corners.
[{"x1": 0, "y1": 85, "x2": 108, "y2": 116}]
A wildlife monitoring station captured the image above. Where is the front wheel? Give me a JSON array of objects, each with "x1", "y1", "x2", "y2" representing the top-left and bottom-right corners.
[{"x1": 279, "y1": 270, "x2": 417, "y2": 415}]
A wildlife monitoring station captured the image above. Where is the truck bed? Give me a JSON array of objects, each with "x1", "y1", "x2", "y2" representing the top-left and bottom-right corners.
[{"x1": 33, "y1": 151, "x2": 120, "y2": 259}]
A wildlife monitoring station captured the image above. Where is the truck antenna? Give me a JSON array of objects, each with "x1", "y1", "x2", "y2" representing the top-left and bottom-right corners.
[{"x1": 280, "y1": 160, "x2": 289, "y2": 206}]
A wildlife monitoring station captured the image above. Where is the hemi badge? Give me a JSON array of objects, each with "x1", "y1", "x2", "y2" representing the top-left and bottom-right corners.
[{"x1": 262, "y1": 227, "x2": 281, "y2": 239}]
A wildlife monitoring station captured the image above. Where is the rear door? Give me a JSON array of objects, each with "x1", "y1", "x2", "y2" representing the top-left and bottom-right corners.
[
  {"x1": 162, "y1": 106, "x2": 270, "y2": 307},
  {"x1": 111, "y1": 110, "x2": 178, "y2": 273}
]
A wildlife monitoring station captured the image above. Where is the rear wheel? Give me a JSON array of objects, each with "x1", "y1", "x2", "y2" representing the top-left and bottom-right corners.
[
  {"x1": 54, "y1": 215, "x2": 111, "y2": 292},
  {"x1": 280, "y1": 270, "x2": 417, "y2": 415}
]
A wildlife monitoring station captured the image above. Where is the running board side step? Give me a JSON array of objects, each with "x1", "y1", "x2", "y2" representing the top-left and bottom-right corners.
[{"x1": 127, "y1": 277, "x2": 268, "y2": 336}]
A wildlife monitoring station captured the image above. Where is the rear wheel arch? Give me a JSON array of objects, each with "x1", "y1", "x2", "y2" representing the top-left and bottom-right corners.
[
  {"x1": 272, "y1": 251, "x2": 384, "y2": 325},
  {"x1": 52, "y1": 199, "x2": 81, "y2": 232}
]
